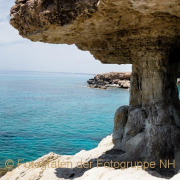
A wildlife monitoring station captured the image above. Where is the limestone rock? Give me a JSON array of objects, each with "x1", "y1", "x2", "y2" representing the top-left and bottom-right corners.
[
  {"x1": 9, "y1": 0, "x2": 180, "y2": 64},
  {"x1": 87, "y1": 72, "x2": 131, "y2": 89},
  {"x1": 9, "y1": 0, "x2": 180, "y2": 178},
  {"x1": 118, "y1": 80, "x2": 130, "y2": 88}
]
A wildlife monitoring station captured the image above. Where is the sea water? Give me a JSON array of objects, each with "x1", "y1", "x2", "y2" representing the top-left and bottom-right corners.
[{"x1": 0, "y1": 71, "x2": 130, "y2": 167}]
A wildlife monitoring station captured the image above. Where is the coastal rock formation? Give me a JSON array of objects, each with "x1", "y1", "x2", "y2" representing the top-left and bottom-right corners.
[
  {"x1": 87, "y1": 72, "x2": 131, "y2": 89},
  {"x1": 9, "y1": 0, "x2": 180, "y2": 178}
]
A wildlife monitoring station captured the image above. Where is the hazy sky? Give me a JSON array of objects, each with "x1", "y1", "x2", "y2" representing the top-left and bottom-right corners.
[{"x1": 0, "y1": 0, "x2": 132, "y2": 74}]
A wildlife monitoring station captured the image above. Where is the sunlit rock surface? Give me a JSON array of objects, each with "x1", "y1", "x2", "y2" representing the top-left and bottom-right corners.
[
  {"x1": 2, "y1": 135, "x2": 180, "y2": 180},
  {"x1": 87, "y1": 72, "x2": 131, "y2": 89}
]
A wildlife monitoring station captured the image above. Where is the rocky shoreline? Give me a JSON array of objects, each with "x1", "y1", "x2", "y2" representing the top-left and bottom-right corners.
[
  {"x1": 87, "y1": 72, "x2": 131, "y2": 89},
  {"x1": 2, "y1": 135, "x2": 180, "y2": 180}
]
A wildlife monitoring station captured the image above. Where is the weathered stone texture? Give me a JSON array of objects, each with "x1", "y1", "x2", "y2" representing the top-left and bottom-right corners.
[
  {"x1": 10, "y1": 0, "x2": 180, "y2": 64},
  {"x1": 9, "y1": 0, "x2": 180, "y2": 177}
]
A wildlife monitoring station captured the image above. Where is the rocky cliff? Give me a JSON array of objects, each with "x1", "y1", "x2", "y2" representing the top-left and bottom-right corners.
[
  {"x1": 87, "y1": 72, "x2": 131, "y2": 89},
  {"x1": 8, "y1": 0, "x2": 180, "y2": 179}
]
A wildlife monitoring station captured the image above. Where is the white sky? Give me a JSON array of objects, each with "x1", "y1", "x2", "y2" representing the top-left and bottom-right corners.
[{"x1": 0, "y1": 0, "x2": 132, "y2": 74}]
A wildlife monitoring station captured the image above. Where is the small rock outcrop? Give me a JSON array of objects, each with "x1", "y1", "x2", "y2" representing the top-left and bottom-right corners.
[{"x1": 87, "y1": 72, "x2": 131, "y2": 89}]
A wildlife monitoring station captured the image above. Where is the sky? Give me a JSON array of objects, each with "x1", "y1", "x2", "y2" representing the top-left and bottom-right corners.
[{"x1": 0, "y1": 0, "x2": 132, "y2": 74}]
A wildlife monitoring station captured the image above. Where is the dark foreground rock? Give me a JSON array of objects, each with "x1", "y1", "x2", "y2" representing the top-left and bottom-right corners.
[{"x1": 87, "y1": 72, "x2": 131, "y2": 89}]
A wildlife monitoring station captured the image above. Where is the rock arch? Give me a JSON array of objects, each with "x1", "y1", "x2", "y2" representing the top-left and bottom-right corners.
[{"x1": 10, "y1": 0, "x2": 180, "y2": 175}]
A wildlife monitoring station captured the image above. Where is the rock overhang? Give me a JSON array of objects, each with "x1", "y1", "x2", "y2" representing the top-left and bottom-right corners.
[
  {"x1": 10, "y1": 0, "x2": 180, "y2": 64},
  {"x1": 9, "y1": 1, "x2": 180, "y2": 176}
]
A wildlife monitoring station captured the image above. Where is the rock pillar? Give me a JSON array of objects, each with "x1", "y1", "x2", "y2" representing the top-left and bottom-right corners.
[{"x1": 113, "y1": 47, "x2": 180, "y2": 175}]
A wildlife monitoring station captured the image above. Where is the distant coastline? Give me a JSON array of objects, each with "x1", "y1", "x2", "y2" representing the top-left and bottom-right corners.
[
  {"x1": 88, "y1": 72, "x2": 180, "y2": 89},
  {"x1": 0, "y1": 70, "x2": 95, "y2": 76},
  {"x1": 87, "y1": 72, "x2": 131, "y2": 89}
]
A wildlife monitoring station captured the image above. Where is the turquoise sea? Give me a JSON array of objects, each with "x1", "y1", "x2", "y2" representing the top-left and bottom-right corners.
[{"x1": 0, "y1": 71, "x2": 130, "y2": 167}]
